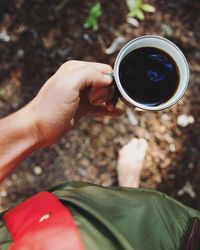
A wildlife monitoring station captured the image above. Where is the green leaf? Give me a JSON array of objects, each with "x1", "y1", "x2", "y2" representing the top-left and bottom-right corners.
[
  {"x1": 84, "y1": 17, "x2": 94, "y2": 28},
  {"x1": 126, "y1": 0, "x2": 142, "y2": 11},
  {"x1": 126, "y1": 0, "x2": 136, "y2": 10},
  {"x1": 135, "y1": 9, "x2": 145, "y2": 20},
  {"x1": 90, "y1": 3, "x2": 102, "y2": 17},
  {"x1": 142, "y1": 3, "x2": 155, "y2": 13},
  {"x1": 128, "y1": 8, "x2": 138, "y2": 17},
  {"x1": 129, "y1": 8, "x2": 145, "y2": 20},
  {"x1": 84, "y1": 2, "x2": 102, "y2": 31}
]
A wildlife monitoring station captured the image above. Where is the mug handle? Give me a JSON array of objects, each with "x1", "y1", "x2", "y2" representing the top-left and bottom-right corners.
[
  {"x1": 105, "y1": 73, "x2": 121, "y2": 106},
  {"x1": 105, "y1": 73, "x2": 144, "y2": 111}
]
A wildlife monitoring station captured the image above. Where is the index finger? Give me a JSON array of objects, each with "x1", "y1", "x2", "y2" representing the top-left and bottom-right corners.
[{"x1": 61, "y1": 60, "x2": 113, "y2": 74}]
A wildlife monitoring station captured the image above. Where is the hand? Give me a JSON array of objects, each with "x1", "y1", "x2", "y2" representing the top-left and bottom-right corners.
[{"x1": 29, "y1": 60, "x2": 122, "y2": 146}]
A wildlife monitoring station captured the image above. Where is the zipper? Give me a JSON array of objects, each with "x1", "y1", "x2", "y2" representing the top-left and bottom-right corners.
[{"x1": 182, "y1": 217, "x2": 200, "y2": 250}]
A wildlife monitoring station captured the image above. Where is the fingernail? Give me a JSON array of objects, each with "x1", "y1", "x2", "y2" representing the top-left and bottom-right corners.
[
  {"x1": 104, "y1": 73, "x2": 113, "y2": 83},
  {"x1": 105, "y1": 72, "x2": 114, "y2": 77}
]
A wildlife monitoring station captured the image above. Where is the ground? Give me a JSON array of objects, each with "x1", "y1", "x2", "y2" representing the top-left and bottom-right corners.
[{"x1": 0, "y1": 0, "x2": 200, "y2": 210}]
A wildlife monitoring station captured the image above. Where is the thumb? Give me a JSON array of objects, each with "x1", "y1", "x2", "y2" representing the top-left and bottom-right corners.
[{"x1": 74, "y1": 66, "x2": 113, "y2": 90}]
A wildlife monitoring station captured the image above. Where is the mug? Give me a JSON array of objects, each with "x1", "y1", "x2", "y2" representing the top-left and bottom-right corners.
[{"x1": 112, "y1": 35, "x2": 190, "y2": 111}]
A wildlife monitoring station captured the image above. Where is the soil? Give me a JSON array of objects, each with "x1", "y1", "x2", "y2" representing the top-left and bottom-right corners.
[{"x1": 0, "y1": 0, "x2": 200, "y2": 210}]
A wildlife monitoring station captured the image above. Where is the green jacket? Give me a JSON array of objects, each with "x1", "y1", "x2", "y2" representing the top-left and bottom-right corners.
[{"x1": 0, "y1": 182, "x2": 199, "y2": 250}]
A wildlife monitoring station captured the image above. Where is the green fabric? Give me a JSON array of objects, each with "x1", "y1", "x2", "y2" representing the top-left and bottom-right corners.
[
  {"x1": 0, "y1": 182, "x2": 200, "y2": 250},
  {"x1": 69, "y1": 206, "x2": 120, "y2": 250},
  {"x1": 51, "y1": 182, "x2": 200, "y2": 250},
  {"x1": 0, "y1": 219, "x2": 12, "y2": 249}
]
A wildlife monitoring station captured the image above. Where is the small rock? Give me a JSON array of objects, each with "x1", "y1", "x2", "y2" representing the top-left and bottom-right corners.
[
  {"x1": 65, "y1": 142, "x2": 71, "y2": 148},
  {"x1": 126, "y1": 108, "x2": 138, "y2": 126},
  {"x1": 113, "y1": 137, "x2": 125, "y2": 145},
  {"x1": 78, "y1": 168, "x2": 86, "y2": 177},
  {"x1": 105, "y1": 36, "x2": 126, "y2": 55},
  {"x1": 0, "y1": 30, "x2": 10, "y2": 42},
  {"x1": 188, "y1": 163, "x2": 194, "y2": 169},
  {"x1": 127, "y1": 17, "x2": 139, "y2": 27},
  {"x1": 169, "y1": 144, "x2": 176, "y2": 152},
  {"x1": 161, "y1": 23, "x2": 173, "y2": 37},
  {"x1": 164, "y1": 134, "x2": 173, "y2": 144},
  {"x1": 16, "y1": 49, "x2": 24, "y2": 58},
  {"x1": 177, "y1": 182, "x2": 196, "y2": 198},
  {"x1": 154, "y1": 175, "x2": 161, "y2": 183},
  {"x1": 83, "y1": 33, "x2": 92, "y2": 44},
  {"x1": 5, "y1": 180, "x2": 13, "y2": 187},
  {"x1": 161, "y1": 114, "x2": 170, "y2": 122},
  {"x1": 79, "y1": 159, "x2": 90, "y2": 167},
  {"x1": 169, "y1": 174, "x2": 175, "y2": 179},
  {"x1": 12, "y1": 174, "x2": 18, "y2": 181},
  {"x1": 163, "y1": 158, "x2": 171, "y2": 166},
  {"x1": 57, "y1": 48, "x2": 70, "y2": 58},
  {"x1": 0, "y1": 190, "x2": 7, "y2": 197},
  {"x1": 177, "y1": 114, "x2": 195, "y2": 127},
  {"x1": 160, "y1": 125, "x2": 166, "y2": 133},
  {"x1": 33, "y1": 166, "x2": 43, "y2": 175}
]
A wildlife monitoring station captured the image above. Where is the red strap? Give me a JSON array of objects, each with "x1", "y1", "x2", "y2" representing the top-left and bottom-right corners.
[{"x1": 3, "y1": 191, "x2": 84, "y2": 250}]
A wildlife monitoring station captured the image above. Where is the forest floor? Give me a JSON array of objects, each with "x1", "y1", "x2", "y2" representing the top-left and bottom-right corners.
[{"x1": 0, "y1": 0, "x2": 200, "y2": 210}]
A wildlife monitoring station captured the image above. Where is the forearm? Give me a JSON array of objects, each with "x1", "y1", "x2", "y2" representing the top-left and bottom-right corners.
[
  {"x1": 0, "y1": 61, "x2": 116, "y2": 183},
  {"x1": 0, "y1": 104, "x2": 40, "y2": 182}
]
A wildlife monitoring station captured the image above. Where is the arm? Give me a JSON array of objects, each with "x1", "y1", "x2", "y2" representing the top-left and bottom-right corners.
[
  {"x1": 0, "y1": 60, "x2": 122, "y2": 182},
  {"x1": 0, "y1": 105, "x2": 39, "y2": 182}
]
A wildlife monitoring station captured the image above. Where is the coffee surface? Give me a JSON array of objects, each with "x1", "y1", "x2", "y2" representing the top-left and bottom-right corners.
[{"x1": 119, "y1": 47, "x2": 179, "y2": 106}]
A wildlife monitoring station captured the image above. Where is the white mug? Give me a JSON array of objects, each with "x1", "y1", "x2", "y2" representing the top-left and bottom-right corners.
[{"x1": 113, "y1": 35, "x2": 190, "y2": 111}]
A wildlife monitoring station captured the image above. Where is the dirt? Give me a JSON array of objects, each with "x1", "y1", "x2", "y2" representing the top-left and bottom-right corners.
[{"x1": 0, "y1": 0, "x2": 200, "y2": 210}]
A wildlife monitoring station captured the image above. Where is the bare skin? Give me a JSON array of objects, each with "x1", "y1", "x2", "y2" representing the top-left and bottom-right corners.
[
  {"x1": 117, "y1": 138, "x2": 148, "y2": 188},
  {"x1": 0, "y1": 60, "x2": 123, "y2": 182}
]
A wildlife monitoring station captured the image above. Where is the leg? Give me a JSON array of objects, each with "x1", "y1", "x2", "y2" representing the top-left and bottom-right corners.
[{"x1": 117, "y1": 138, "x2": 148, "y2": 188}]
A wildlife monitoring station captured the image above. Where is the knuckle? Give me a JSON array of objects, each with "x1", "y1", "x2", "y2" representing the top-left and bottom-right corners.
[
  {"x1": 67, "y1": 60, "x2": 76, "y2": 64},
  {"x1": 59, "y1": 60, "x2": 76, "y2": 70},
  {"x1": 59, "y1": 62, "x2": 68, "y2": 70},
  {"x1": 85, "y1": 65, "x2": 97, "y2": 73},
  {"x1": 106, "y1": 65, "x2": 113, "y2": 72}
]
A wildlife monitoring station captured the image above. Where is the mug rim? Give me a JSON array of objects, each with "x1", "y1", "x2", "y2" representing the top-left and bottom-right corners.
[{"x1": 113, "y1": 35, "x2": 190, "y2": 111}]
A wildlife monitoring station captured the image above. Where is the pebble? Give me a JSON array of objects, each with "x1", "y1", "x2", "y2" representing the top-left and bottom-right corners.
[
  {"x1": 83, "y1": 33, "x2": 92, "y2": 43},
  {"x1": 161, "y1": 23, "x2": 173, "y2": 37},
  {"x1": 169, "y1": 174, "x2": 175, "y2": 179},
  {"x1": 126, "y1": 108, "x2": 138, "y2": 126},
  {"x1": 160, "y1": 125, "x2": 166, "y2": 133},
  {"x1": 164, "y1": 134, "x2": 173, "y2": 144},
  {"x1": 177, "y1": 182, "x2": 196, "y2": 198},
  {"x1": 0, "y1": 190, "x2": 7, "y2": 197},
  {"x1": 16, "y1": 49, "x2": 24, "y2": 58},
  {"x1": 33, "y1": 166, "x2": 43, "y2": 175},
  {"x1": 104, "y1": 36, "x2": 126, "y2": 55},
  {"x1": 161, "y1": 114, "x2": 170, "y2": 122},
  {"x1": 177, "y1": 114, "x2": 195, "y2": 127},
  {"x1": 0, "y1": 30, "x2": 10, "y2": 42},
  {"x1": 57, "y1": 48, "x2": 70, "y2": 58},
  {"x1": 79, "y1": 159, "x2": 90, "y2": 167},
  {"x1": 5, "y1": 180, "x2": 13, "y2": 187},
  {"x1": 188, "y1": 163, "x2": 194, "y2": 169},
  {"x1": 127, "y1": 17, "x2": 139, "y2": 27},
  {"x1": 169, "y1": 144, "x2": 176, "y2": 152},
  {"x1": 78, "y1": 168, "x2": 86, "y2": 177}
]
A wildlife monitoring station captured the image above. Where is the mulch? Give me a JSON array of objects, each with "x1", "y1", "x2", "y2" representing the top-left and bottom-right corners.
[{"x1": 0, "y1": 0, "x2": 200, "y2": 210}]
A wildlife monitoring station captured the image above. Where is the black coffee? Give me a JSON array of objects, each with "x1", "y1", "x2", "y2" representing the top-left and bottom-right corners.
[{"x1": 119, "y1": 47, "x2": 179, "y2": 106}]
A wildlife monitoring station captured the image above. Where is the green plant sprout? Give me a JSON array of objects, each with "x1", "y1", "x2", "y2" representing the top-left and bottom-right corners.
[
  {"x1": 126, "y1": 0, "x2": 155, "y2": 20},
  {"x1": 84, "y1": 2, "x2": 102, "y2": 31}
]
